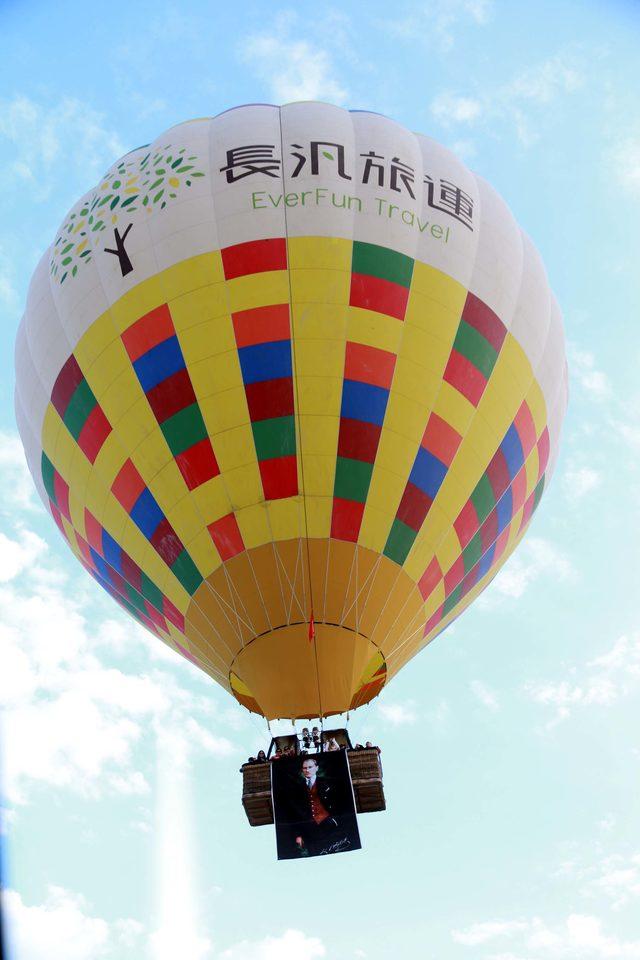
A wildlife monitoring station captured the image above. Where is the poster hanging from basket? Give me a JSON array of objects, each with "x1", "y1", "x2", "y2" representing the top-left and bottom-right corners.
[{"x1": 271, "y1": 751, "x2": 361, "y2": 859}]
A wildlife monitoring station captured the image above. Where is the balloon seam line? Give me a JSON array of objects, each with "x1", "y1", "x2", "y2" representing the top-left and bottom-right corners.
[{"x1": 277, "y1": 106, "x2": 323, "y2": 721}]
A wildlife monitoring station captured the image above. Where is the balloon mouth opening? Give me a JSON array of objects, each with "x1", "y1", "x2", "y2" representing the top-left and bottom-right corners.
[
  {"x1": 183, "y1": 539, "x2": 422, "y2": 721},
  {"x1": 228, "y1": 625, "x2": 387, "y2": 720}
]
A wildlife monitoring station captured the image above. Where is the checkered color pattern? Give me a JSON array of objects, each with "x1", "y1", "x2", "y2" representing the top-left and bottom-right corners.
[
  {"x1": 43, "y1": 452, "x2": 187, "y2": 646},
  {"x1": 223, "y1": 239, "x2": 298, "y2": 500},
  {"x1": 384, "y1": 292, "x2": 507, "y2": 565},
  {"x1": 111, "y1": 457, "x2": 203, "y2": 594},
  {"x1": 51, "y1": 354, "x2": 112, "y2": 463},
  {"x1": 121, "y1": 303, "x2": 220, "y2": 491},
  {"x1": 34, "y1": 236, "x2": 556, "y2": 705}
]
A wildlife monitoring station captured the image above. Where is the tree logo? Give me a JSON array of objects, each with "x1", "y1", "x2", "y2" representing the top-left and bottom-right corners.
[{"x1": 50, "y1": 145, "x2": 205, "y2": 285}]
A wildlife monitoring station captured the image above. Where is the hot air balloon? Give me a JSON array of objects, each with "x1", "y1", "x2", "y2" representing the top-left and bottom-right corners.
[{"x1": 15, "y1": 103, "x2": 568, "y2": 732}]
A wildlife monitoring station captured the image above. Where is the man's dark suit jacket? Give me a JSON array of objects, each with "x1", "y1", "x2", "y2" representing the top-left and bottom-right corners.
[{"x1": 285, "y1": 775, "x2": 339, "y2": 824}]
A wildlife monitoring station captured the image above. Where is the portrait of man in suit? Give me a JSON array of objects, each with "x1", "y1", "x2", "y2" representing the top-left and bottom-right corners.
[{"x1": 272, "y1": 752, "x2": 361, "y2": 859}]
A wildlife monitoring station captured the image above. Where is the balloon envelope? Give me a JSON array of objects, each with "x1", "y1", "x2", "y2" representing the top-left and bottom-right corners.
[{"x1": 15, "y1": 103, "x2": 567, "y2": 719}]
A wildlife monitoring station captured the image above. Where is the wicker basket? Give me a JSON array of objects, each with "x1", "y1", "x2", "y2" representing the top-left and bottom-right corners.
[{"x1": 240, "y1": 749, "x2": 385, "y2": 826}]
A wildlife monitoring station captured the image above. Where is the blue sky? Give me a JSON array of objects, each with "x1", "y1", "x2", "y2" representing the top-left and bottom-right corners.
[{"x1": 1, "y1": 1, "x2": 640, "y2": 958}]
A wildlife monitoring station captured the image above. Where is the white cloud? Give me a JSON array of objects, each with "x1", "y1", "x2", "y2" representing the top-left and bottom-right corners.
[
  {"x1": 562, "y1": 465, "x2": 601, "y2": 501},
  {"x1": 612, "y1": 418, "x2": 640, "y2": 452},
  {"x1": 4, "y1": 691, "x2": 148, "y2": 800},
  {"x1": 150, "y1": 927, "x2": 212, "y2": 960},
  {"x1": 504, "y1": 58, "x2": 583, "y2": 105},
  {"x1": 377, "y1": 700, "x2": 418, "y2": 725},
  {"x1": 0, "y1": 573, "x2": 90, "y2": 705},
  {"x1": 0, "y1": 527, "x2": 47, "y2": 582},
  {"x1": 478, "y1": 537, "x2": 574, "y2": 607},
  {"x1": 0, "y1": 431, "x2": 39, "y2": 512},
  {"x1": 588, "y1": 635, "x2": 640, "y2": 676},
  {"x1": 526, "y1": 677, "x2": 617, "y2": 729},
  {"x1": 0, "y1": 268, "x2": 16, "y2": 307},
  {"x1": 583, "y1": 851, "x2": 640, "y2": 911},
  {"x1": 0, "y1": 539, "x2": 236, "y2": 804},
  {"x1": 449, "y1": 138, "x2": 478, "y2": 161},
  {"x1": 452, "y1": 919, "x2": 529, "y2": 946},
  {"x1": 0, "y1": 442, "x2": 238, "y2": 810},
  {"x1": 0, "y1": 95, "x2": 125, "y2": 201},
  {"x1": 609, "y1": 390, "x2": 640, "y2": 455},
  {"x1": 385, "y1": 0, "x2": 493, "y2": 52},
  {"x1": 428, "y1": 697, "x2": 450, "y2": 730},
  {"x1": 180, "y1": 715, "x2": 236, "y2": 758},
  {"x1": 598, "y1": 814, "x2": 616, "y2": 833},
  {"x1": 430, "y1": 52, "x2": 584, "y2": 144},
  {"x1": 530, "y1": 679, "x2": 617, "y2": 709},
  {"x1": 3, "y1": 886, "x2": 144, "y2": 960},
  {"x1": 525, "y1": 633, "x2": 640, "y2": 728},
  {"x1": 110, "y1": 10, "x2": 202, "y2": 117},
  {"x1": 220, "y1": 929, "x2": 325, "y2": 960},
  {"x1": 431, "y1": 93, "x2": 483, "y2": 124},
  {"x1": 240, "y1": 14, "x2": 348, "y2": 104},
  {"x1": 470, "y1": 679, "x2": 500, "y2": 712},
  {"x1": 568, "y1": 345, "x2": 611, "y2": 402},
  {"x1": 460, "y1": 0, "x2": 492, "y2": 22},
  {"x1": 453, "y1": 913, "x2": 640, "y2": 957},
  {"x1": 0, "y1": 245, "x2": 19, "y2": 310},
  {"x1": 607, "y1": 136, "x2": 640, "y2": 198},
  {"x1": 611, "y1": 407, "x2": 640, "y2": 452},
  {"x1": 550, "y1": 842, "x2": 640, "y2": 913}
]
